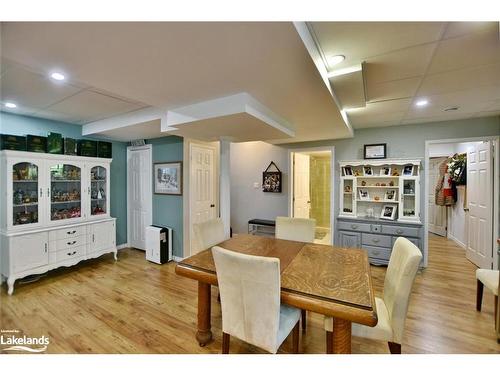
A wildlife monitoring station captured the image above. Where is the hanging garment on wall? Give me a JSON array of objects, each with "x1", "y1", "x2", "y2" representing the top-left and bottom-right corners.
[{"x1": 435, "y1": 158, "x2": 457, "y2": 206}]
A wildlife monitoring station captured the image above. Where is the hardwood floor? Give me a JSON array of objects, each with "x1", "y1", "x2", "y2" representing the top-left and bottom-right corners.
[{"x1": 1, "y1": 234, "x2": 499, "y2": 353}]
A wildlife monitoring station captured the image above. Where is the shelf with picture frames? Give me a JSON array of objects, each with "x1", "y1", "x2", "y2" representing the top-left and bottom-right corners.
[{"x1": 339, "y1": 159, "x2": 421, "y2": 223}]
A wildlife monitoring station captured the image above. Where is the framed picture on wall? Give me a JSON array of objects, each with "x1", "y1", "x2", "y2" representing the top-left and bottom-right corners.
[
  {"x1": 154, "y1": 161, "x2": 182, "y2": 195},
  {"x1": 262, "y1": 161, "x2": 282, "y2": 193},
  {"x1": 364, "y1": 143, "x2": 387, "y2": 159}
]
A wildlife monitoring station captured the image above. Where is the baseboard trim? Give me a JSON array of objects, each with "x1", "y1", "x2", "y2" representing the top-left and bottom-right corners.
[
  {"x1": 116, "y1": 243, "x2": 129, "y2": 250},
  {"x1": 172, "y1": 256, "x2": 184, "y2": 262},
  {"x1": 447, "y1": 234, "x2": 466, "y2": 249}
]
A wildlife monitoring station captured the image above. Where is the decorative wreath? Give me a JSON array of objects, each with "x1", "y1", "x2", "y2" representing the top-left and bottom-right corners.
[{"x1": 447, "y1": 154, "x2": 467, "y2": 185}]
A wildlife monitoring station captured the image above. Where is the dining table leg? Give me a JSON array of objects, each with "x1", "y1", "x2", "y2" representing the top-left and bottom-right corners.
[
  {"x1": 330, "y1": 317, "x2": 352, "y2": 354},
  {"x1": 195, "y1": 281, "x2": 212, "y2": 347}
]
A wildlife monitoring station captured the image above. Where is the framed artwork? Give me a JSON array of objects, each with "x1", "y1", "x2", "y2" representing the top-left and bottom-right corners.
[
  {"x1": 363, "y1": 166, "x2": 374, "y2": 176},
  {"x1": 380, "y1": 166, "x2": 391, "y2": 176},
  {"x1": 364, "y1": 143, "x2": 387, "y2": 159},
  {"x1": 358, "y1": 189, "x2": 370, "y2": 200},
  {"x1": 380, "y1": 204, "x2": 397, "y2": 220},
  {"x1": 262, "y1": 161, "x2": 282, "y2": 193},
  {"x1": 384, "y1": 190, "x2": 397, "y2": 201},
  {"x1": 154, "y1": 161, "x2": 182, "y2": 195},
  {"x1": 342, "y1": 166, "x2": 353, "y2": 176},
  {"x1": 403, "y1": 164, "x2": 414, "y2": 176}
]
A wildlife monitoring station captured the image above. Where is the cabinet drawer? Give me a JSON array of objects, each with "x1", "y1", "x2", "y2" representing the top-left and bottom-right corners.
[
  {"x1": 49, "y1": 245, "x2": 86, "y2": 263},
  {"x1": 51, "y1": 235, "x2": 87, "y2": 252},
  {"x1": 363, "y1": 245, "x2": 392, "y2": 261},
  {"x1": 381, "y1": 225, "x2": 419, "y2": 237},
  {"x1": 49, "y1": 226, "x2": 87, "y2": 241},
  {"x1": 337, "y1": 221, "x2": 371, "y2": 232},
  {"x1": 362, "y1": 233, "x2": 392, "y2": 248},
  {"x1": 392, "y1": 236, "x2": 420, "y2": 248}
]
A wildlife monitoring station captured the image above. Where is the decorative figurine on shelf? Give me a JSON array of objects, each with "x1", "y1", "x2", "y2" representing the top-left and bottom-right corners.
[
  {"x1": 354, "y1": 170, "x2": 361, "y2": 176},
  {"x1": 343, "y1": 208, "x2": 352, "y2": 213},
  {"x1": 375, "y1": 182, "x2": 380, "y2": 186},
  {"x1": 344, "y1": 185, "x2": 352, "y2": 193},
  {"x1": 374, "y1": 196, "x2": 380, "y2": 201},
  {"x1": 97, "y1": 189, "x2": 103, "y2": 199},
  {"x1": 381, "y1": 183, "x2": 386, "y2": 186},
  {"x1": 392, "y1": 168, "x2": 400, "y2": 176},
  {"x1": 14, "y1": 189, "x2": 24, "y2": 205},
  {"x1": 361, "y1": 180, "x2": 367, "y2": 186},
  {"x1": 389, "y1": 180, "x2": 395, "y2": 186}
]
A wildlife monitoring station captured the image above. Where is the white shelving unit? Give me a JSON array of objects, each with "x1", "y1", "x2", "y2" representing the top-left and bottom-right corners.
[
  {"x1": 0, "y1": 150, "x2": 116, "y2": 295},
  {"x1": 339, "y1": 159, "x2": 421, "y2": 223}
]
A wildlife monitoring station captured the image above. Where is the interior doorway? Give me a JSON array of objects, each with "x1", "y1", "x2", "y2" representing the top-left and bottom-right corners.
[
  {"x1": 289, "y1": 147, "x2": 334, "y2": 245},
  {"x1": 425, "y1": 137, "x2": 499, "y2": 269}
]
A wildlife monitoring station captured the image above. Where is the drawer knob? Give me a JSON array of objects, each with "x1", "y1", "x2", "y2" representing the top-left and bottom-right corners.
[
  {"x1": 67, "y1": 230, "x2": 77, "y2": 235},
  {"x1": 373, "y1": 251, "x2": 380, "y2": 255},
  {"x1": 351, "y1": 224, "x2": 358, "y2": 229},
  {"x1": 67, "y1": 241, "x2": 77, "y2": 246},
  {"x1": 372, "y1": 238, "x2": 380, "y2": 243},
  {"x1": 396, "y1": 229, "x2": 404, "y2": 235}
]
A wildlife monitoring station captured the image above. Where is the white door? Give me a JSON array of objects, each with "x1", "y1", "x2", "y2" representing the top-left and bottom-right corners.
[
  {"x1": 89, "y1": 220, "x2": 116, "y2": 254},
  {"x1": 466, "y1": 141, "x2": 493, "y2": 268},
  {"x1": 127, "y1": 145, "x2": 152, "y2": 250},
  {"x1": 190, "y1": 143, "x2": 217, "y2": 254},
  {"x1": 293, "y1": 153, "x2": 310, "y2": 219},
  {"x1": 428, "y1": 157, "x2": 447, "y2": 236},
  {"x1": 11, "y1": 232, "x2": 49, "y2": 273}
]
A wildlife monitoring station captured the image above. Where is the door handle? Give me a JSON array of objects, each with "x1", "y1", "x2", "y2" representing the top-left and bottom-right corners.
[
  {"x1": 47, "y1": 188, "x2": 51, "y2": 197},
  {"x1": 40, "y1": 188, "x2": 43, "y2": 197},
  {"x1": 210, "y1": 204, "x2": 215, "y2": 208},
  {"x1": 44, "y1": 243, "x2": 48, "y2": 253}
]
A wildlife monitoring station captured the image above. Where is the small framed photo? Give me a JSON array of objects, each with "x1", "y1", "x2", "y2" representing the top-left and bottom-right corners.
[
  {"x1": 403, "y1": 164, "x2": 414, "y2": 176},
  {"x1": 380, "y1": 205, "x2": 397, "y2": 220},
  {"x1": 380, "y1": 166, "x2": 391, "y2": 176},
  {"x1": 359, "y1": 189, "x2": 370, "y2": 200},
  {"x1": 363, "y1": 166, "x2": 374, "y2": 176},
  {"x1": 364, "y1": 143, "x2": 387, "y2": 159},
  {"x1": 384, "y1": 190, "x2": 397, "y2": 201},
  {"x1": 342, "y1": 166, "x2": 353, "y2": 176},
  {"x1": 154, "y1": 161, "x2": 182, "y2": 195}
]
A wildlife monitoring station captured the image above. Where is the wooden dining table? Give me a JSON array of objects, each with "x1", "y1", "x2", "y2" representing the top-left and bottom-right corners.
[{"x1": 175, "y1": 234, "x2": 378, "y2": 354}]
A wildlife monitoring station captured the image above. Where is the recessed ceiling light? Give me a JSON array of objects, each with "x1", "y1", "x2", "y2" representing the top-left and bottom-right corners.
[
  {"x1": 328, "y1": 55, "x2": 345, "y2": 66},
  {"x1": 50, "y1": 72, "x2": 66, "y2": 81},
  {"x1": 4, "y1": 102, "x2": 17, "y2": 108},
  {"x1": 415, "y1": 99, "x2": 429, "y2": 107}
]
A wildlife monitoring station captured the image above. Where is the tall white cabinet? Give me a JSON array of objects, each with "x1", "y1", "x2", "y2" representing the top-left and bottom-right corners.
[{"x1": 0, "y1": 150, "x2": 117, "y2": 294}]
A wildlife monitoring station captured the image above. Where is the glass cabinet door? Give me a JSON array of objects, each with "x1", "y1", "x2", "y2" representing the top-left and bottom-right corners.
[
  {"x1": 90, "y1": 166, "x2": 107, "y2": 216},
  {"x1": 341, "y1": 178, "x2": 355, "y2": 215},
  {"x1": 12, "y1": 162, "x2": 40, "y2": 226},
  {"x1": 50, "y1": 164, "x2": 82, "y2": 221},
  {"x1": 400, "y1": 178, "x2": 417, "y2": 219}
]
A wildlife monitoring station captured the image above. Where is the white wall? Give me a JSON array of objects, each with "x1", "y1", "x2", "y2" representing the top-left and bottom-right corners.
[{"x1": 230, "y1": 141, "x2": 289, "y2": 234}]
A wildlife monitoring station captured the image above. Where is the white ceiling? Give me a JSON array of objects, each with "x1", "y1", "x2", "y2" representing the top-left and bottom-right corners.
[
  {"x1": 0, "y1": 60, "x2": 148, "y2": 124},
  {"x1": 1, "y1": 22, "x2": 499, "y2": 142},
  {"x1": 311, "y1": 22, "x2": 500, "y2": 128},
  {"x1": 0, "y1": 22, "x2": 350, "y2": 143}
]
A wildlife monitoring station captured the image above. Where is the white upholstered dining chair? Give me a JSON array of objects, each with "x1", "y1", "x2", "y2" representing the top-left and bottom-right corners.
[
  {"x1": 192, "y1": 218, "x2": 227, "y2": 253},
  {"x1": 275, "y1": 216, "x2": 316, "y2": 329},
  {"x1": 275, "y1": 216, "x2": 316, "y2": 243},
  {"x1": 324, "y1": 237, "x2": 422, "y2": 354},
  {"x1": 476, "y1": 269, "x2": 499, "y2": 328},
  {"x1": 212, "y1": 246, "x2": 301, "y2": 354}
]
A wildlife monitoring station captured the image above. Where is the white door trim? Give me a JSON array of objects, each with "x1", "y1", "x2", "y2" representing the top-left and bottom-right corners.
[
  {"x1": 127, "y1": 144, "x2": 153, "y2": 249},
  {"x1": 287, "y1": 146, "x2": 335, "y2": 245},
  {"x1": 424, "y1": 136, "x2": 499, "y2": 269},
  {"x1": 182, "y1": 138, "x2": 220, "y2": 258}
]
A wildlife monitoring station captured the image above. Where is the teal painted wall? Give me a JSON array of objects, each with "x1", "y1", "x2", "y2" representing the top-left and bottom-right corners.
[
  {"x1": 0, "y1": 112, "x2": 128, "y2": 245},
  {"x1": 148, "y1": 136, "x2": 184, "y2": 258}
]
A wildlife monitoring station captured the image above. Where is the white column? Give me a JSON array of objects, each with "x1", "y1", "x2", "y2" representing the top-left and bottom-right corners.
[{"x1": 219, "y1": 138, "x2": 231, "y2": 238}]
